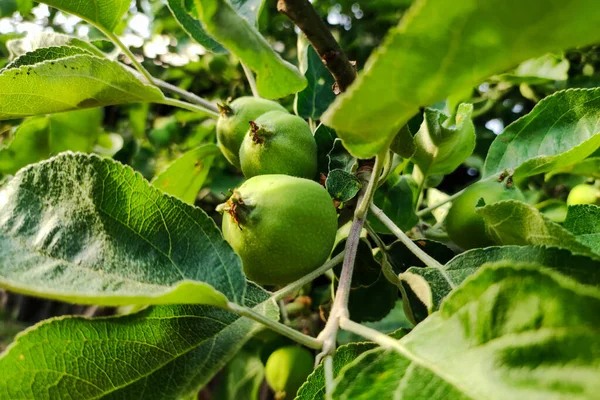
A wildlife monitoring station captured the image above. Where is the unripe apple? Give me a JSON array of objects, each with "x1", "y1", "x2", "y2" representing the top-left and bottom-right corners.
[
  {"x1": 216, "y1": 97, "x2": 287, "y2": 168},
  {"x1": 265, "y1": 346, "x2": 314, "y2": 400},
  {"x1": 219, "y1": 175, "x2": 337, "y2": 285},
  {"x1": 446, "y1": 179, "x2": 525, "y2": 250},
  {"x1": 239, "y1": 111, "x2": 317, "y2": 179},
  {"x1": 567, "y1": 184, "x2": 600, "y2": 206}
]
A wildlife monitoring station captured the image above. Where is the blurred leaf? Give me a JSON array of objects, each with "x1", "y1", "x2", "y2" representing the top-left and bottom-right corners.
[
  {"x1": 152, "y1": 144, "x2": 220, "y2": 204},
  {"x1": 0, "y1": 284, "x2": 277, "y2": 399},
  {"x1": 0, "y1": 54, "x2": 164, "y2": 120},
  {"x1": 563, "y1": 205, "x2": 600, "y2": 252},
  {"x1": 0, "y1": 153, "x2": 250, "y2": 306},
  {"x1": 483, "y1": 88, "x2": 600, "y2": 181},
  {"x1": 389, "y1": 124, "x2": 415, "y2": 159},
  {"x1": 499, "y1": 53, "x2": 569, "y2": 84},
  {"x1": 545, "y1": 157, "x2": 600, "y2": 180},
  {"x1": 368, "y1": 175, "x2": 419, "y2": 234},
  {"x1": 193, "y1": 0, "x2": 306, "y2": 99},
  {"x1": 295, "y1": 42, "x2": 336, "y2": 119},
  {"x1": 214, "y1": 348, "x2": 265, "y2": 400},
  {"x1": 321, "y1": 0, "x2": 600, "y2": 158},
  {"x1": 412, "y1": 103, "x2": 475, "y2": 177},
  {"x1": 333, "y1": 264, "x2": 600, "y2": 399},
  {"x1": 325, "y1": 169, "x2": 361, "y2": 202},
  {"x1": 40, "y1": 0, "x2": 130, "y2": 31}
]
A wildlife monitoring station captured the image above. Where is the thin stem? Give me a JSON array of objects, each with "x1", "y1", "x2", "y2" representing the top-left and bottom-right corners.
[
  {"x1": 279, "y1": 300, "x2": 291, "y2": 325},
  {"x1": 103, "y1": 30, "x2": 154, "y2": 85},
  {"x1": 152, "y1": 78, "x2": 220, "y2": 115},
  {"x1": 227, "y1": 302, "x2": 322, "y2": 350},
  {"x1": 339, "y1": 317, "x2": 404, "y2": 351},
  {"x1": 272, "y1": 251, "x2": 345, "y2": 301},
  {"x1": 241, "y1": 62, "x2": 260, "y2": 98},
  {"x1": 370, "y1": 204, "x2": 444, "y2": 269},
  {"x1": 377, "y1": 151, "x2": 394, "y2": 187},
  {"x1": 161, "y1": 98, "x2": 220, "y2": 118},
  {"x1": 324, "y1": 354, "x2": 334, "y2": 400},
  {"x1": 355, "y1": 147, "x2": 387, "y2": 219},
  {"x1": 416, "y1": 187, "x2": 465, "y2": 217}
]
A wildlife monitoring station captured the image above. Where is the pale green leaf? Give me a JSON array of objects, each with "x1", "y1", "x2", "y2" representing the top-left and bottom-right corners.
[
  {"x1": 477, "y1": 200, "x2": 599, "y2": 257},
  {"x1": 321, "y1": 0, "x2": 600, "y2": 158},
  {"x1": 214, "y1": 348, "x2": 265, "y2": 400},
  {"x1": 484, "y1": 88, "x2": 600, "y2": 180},
  {"x1": 333, "y1": 264, "x2": 600, "y2": 399},
  {"x1": 412, "y1": 103, "x2": 475, "y2": 177},
  {"x1": 499, "y1": 53, "x2": 569, "y2": 84},
  {"x1": 193, "y1": 0, "x2": 306, "y2": 99},
  {"x1": 0, "y1": 153, "x2": 249, "y2": 306},
  {"x1": 545, "y1": 157, "x2": 600, "y2": 180},
  {"x1": 0, "y1": 55, "x2": 164, "y2": 120},
  {"x1": 152, "y1": 144, "x2": 220, "y2": 204},
  {"x1": 6, "y1": 32, "x2": 103, "y2": 59},
  {"x1": 0, "y1": 284, "x2": 277, "y2": 400},
  {"x1": 40, "y1": 0, "x2": 131, "y2": 31}
]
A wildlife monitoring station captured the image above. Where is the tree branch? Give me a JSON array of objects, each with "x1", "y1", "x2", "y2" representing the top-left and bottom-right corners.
[{"x1": 277, "y1": 0, "x2": 356, "y2": 93}]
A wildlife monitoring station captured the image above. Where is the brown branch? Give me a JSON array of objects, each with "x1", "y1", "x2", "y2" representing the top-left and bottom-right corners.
[{"x1": 277, "y1": 0, "x2": 357, "y2": 93}]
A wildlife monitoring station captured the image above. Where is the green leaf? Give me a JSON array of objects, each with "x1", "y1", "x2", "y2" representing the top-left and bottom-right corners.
[
  {"x1": 389, "y1": 125, "x2": 415, "y2": 159},
  {"x1": 325, "y1": 169, "x2": 361, "y2": 202},
  {"x1": 295, "y1": 42, "x2": 336, "y2": 119},
  {"x1": 152, "y1": 144, "x2": 220, "y2": 204},
  {"x1": 368, "y1": 175, "x2": 419, "y2": 234},
  {"x1": 321, "y1": 0, "x2": 600, "y2": 158},
  {"x1": 0, "y1": 109, "x2": 103, "y2": 175},
  {"x1": 193, "y1": 0, "x2": 306, "y2": 99},
  {"x1": 297, "y1": 330, "x2": 409, "y2": 400},
  {"x1": 545, "y1": 157, "x2": 600, "y2": 180},
  {"x1": 333, "y1": 263, "x2": 600, "y2": 399},
  {"x1": 166, "y1": 0, "x2": 226, "y2": 53},
  {"x1": 0, "y1": 283, "x2": 277, "y2": 399},
  {"x1": 483, "y1": 89, "x2": 600, "y2": 180},
  {"x1": 6, "y1": 46, "x2": 93, "y2": 69},
  {"x1": 6, "y1": 32, "x2": 103, "y2": 59},
  {"x1": 412, "y1": 103, "x2": 475, "y2": 177},
  {"x1": 498, "y1": 53, "x2": 569, "y2": 84},
  {"x1": 214, "y1": 348, "x2": 265, "y2": 400},
  {"x1": 477, "y1": 200, "x2": 599, "y2": 258},
  {"x1": 401, "y1": 245, "x2": 600, "y2": 323},
  {"x1": 328, "y1": 139, "x2": 357, "y2": 173},
  {"x1": 0, "y1": 55, "x2": 164, "y2": 120},
  {"x1": 563, "y1": 205, "x2": 600, "y2": 252},
  {"x1": 0, "y1": 153, "x2": 249, "y2": 306},
  {"x1": 314, "y1": 124, "x2": 337, "y2": 175},
  {"x1": 40, "y1": 0, "x2": 131, "y2": 31}
]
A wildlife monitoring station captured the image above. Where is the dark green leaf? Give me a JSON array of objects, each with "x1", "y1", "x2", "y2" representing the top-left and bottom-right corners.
[
  {"x1": 40, "y1": 0, "x2": 130, "y2": 31},
  {"x1": 563, "y1": 204, "x2": 600, "y2": 252},
  {"x1": 368, "y1": 175, "x2": 419, "y2": 234},
  {"x1": 166, "y1": 0, "x2": 226, "y2": 53},
  {"x1": 325, "y1": 169, "x2": 361, "y2": 202},
  {"x1": 314, "y1": 124, "x2": 337, "y2": 175},
  {"x1": 327, "y1": 138, "x2": 357, "y2": 173},
  {"x1": 295, "y1": 42, "x2": 336, "y2": 119}
]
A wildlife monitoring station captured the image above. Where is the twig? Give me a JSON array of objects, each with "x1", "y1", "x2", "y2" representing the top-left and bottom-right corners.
[
  {"x1": 272, "y1": 251, "x2": 345, "y2": 301},
  {"x1": 226, "y1": 302, "x2": 322, "y2": 349},
  {"x1": 415, "y1": 187, "x2": 464, "y2": 217},
  {"x1": 241, "y1": 62, "x2": 260, "y2": 98},
  {"x1": 152, "y1": 78, "x2": 220, "y2": 115},
  {"x1": 339, "y1": 316, "x2": 404, "y2": 352},
  {"x1": 355, "y1": 148, "x2": 387, "y2": 219},
  {"x1": 103, "y1": 30, "x2": 154, "y2": 85},
  {"x1": 161, "y1": 98, "x2": 220, "y2": 118},
  {"x1": 277, "y1": 0, "x2": 356, "y2": 92},
  {"x1": 370, "y1": 204, "x2": 444, "y2": 270}
]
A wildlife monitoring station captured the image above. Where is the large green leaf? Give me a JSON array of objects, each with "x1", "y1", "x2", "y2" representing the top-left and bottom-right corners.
[
  {"x1": 321, "y1": 0, "x2": 600, "y2": 158},
  {"x1": 0, "y1": 55, "x2": 164, "y2": 120},
  {"x1": 0, "y1": 284, "x2": 277, "y2": 400},
  {"x1": 412, "y1": 104, "x2": 475, "y2": 177},
  {"x1": 152, "y1": 144, "x2": 220, "y2": 204},
  {"x1": 40, "y1": 0, "x2": 130, "y2": 31},
  {"x1": 333, "y1": 264, "x2": 600, "y2": 399},
  {"x1": 563, "y1": 205, "x2": 600, "y2": 252},
  {"x1": 193, "y1": 0, "x2": 306, "y2": 99},
  {"x1": 399, "y1": 245, "x2": 600, "y2": 323},
  {"x1": 0, "y1": 153, "x2": 248, "y2": 306},
  {"x1": 0, "y1": 109, "x2": 103, "y2": 174},
  {"x1": 483, "y1": 88, "x2": 600, "y2": 180},
  {"x1": 477, "y1": 200, "x2": 599, "y2": 258}
]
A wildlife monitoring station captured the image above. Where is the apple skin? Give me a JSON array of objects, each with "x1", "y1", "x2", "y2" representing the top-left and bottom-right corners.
[
  {"x1": 567, "y1": 184, "x2": 600, "y2": 206},
  {"x1": 446, "y1": 179, "x2": 525, "y2": 250},
  {"x1": 221, "y1": 174, "x2": 338, "y2": 286},
  {"x1": 265, "y1": 346, "x2": 314, "y2": 400}
]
